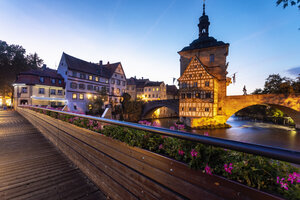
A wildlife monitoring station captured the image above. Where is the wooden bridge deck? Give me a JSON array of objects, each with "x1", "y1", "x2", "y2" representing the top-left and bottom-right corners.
[{"x1": 0, "y1": 111, "x2": 106, "y2": 200}]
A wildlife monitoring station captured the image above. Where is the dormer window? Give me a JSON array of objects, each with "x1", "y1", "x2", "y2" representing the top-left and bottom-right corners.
[
  {"x1": 209, "y1": 54, "x2": 215, "y2": 62},
  {"x1": 51, "y1": 79, "x2": 55, "y2": 84}
]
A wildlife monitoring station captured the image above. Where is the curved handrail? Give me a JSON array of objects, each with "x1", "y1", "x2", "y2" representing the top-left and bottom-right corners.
[{"x1": 18, "y1": 106, "x2": 300, "y2": 164}]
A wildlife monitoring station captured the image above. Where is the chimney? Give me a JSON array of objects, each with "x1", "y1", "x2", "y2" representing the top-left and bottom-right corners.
[
  {"x1": 99, "y1": 60, "x2": 103, "y2": 66},
  {"x1": 42, "y1": 64, "x2": 47, "y2": 71},
  {"x1": 134, "y1": 76, "x2": 136, "y2": 79},
  {"x1": 142, "y1": 77, "x2": 143, "y2": 80},
  {"x1": 107, "y1": 61, "x2": 110, "y2": 65}
]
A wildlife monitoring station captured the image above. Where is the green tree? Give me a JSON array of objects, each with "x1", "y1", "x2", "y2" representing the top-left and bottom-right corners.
[
  {"x1": 276, "y1": 0, "x2": 300, "y2": 9},
  {"x1": 87, "y1": 87, "x2": 109, "y2": 115},
  {"x1": 0, "y1": 40, "x2": 43, "y2": 99}
]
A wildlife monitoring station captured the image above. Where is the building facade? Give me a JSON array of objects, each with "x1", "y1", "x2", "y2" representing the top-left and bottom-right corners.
[
  {"x1": 57, "y1": 53, "x2": 126, "y2": 113},
  {"x1": 178, "y1": 3, "x2": 231, "y2": 127},
  {"x1": 13, "y1": 65, "x2": 66, "y2": 108}
]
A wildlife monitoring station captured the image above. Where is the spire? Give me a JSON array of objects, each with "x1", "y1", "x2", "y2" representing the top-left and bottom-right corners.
[
  {"x1": 198, "y1": 0, "x2": 210, "y2": 38},
  {"x1": 203, "y1": 0, "x2": 205, "y2": 16}
]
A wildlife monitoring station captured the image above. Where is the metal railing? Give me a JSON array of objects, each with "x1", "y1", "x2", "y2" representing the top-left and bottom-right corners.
[{"x1": 19, "y1": 106, "x2": 300, "y2": 164}]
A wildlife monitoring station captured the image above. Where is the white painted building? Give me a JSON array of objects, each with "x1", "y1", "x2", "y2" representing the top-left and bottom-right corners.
[
  {"x1": 57, "y1": 53, "x2": 127, "y2": 113},
  {"x1": 13, "y1": 65, "x2": 66, "y2": 108}
]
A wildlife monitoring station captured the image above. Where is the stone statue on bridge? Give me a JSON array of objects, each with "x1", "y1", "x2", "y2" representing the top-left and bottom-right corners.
[{"x1": 243, "y1": 85, "x2": 247, "y2": 95}]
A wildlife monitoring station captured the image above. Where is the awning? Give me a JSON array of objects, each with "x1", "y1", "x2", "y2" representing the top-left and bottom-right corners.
[{"x1": 31, "y1": 96, "x2": 67, "y2": 102}]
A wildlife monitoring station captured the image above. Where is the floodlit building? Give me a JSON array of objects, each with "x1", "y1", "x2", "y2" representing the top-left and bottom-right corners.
[
  {"x1": 126, "y1": 77, "x2": 149, "y2": 100},
  {"x1": 57, "y1": 53, "x2": 127, "y2": 113},
  {"x1": 143, "y1": 81, "x2": 167, "y2": 101},
  {"x1": 178, "y1": 3, "x2": 232, "y2": 127},
  {"x1": 13, "y1": 65, "x2": 66, "y2": 108}
]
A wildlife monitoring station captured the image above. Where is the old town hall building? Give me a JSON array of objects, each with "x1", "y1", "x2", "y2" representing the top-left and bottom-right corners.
[{"x1": 178, "y1": 3, "x2": 231, "y2": 127}]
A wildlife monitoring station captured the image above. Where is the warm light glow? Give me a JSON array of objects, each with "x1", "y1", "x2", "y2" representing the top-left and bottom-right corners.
[
  {"x1": 6, "y1": 99, "x2": 11, "y2": 106},
  {"x1": 0, "y1": 98, "x2": 2, "y2": 106},
  {"x1": 87, "y1": 94, "x2": 92, "y2": 99},
  {"x1": 94, "y1": 95, "x2": 97, "y2": 100}
]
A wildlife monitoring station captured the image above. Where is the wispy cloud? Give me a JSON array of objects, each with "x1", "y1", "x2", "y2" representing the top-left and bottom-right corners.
[{"x1": 287, "y1": 66, "x2": 300, "y2": 76}]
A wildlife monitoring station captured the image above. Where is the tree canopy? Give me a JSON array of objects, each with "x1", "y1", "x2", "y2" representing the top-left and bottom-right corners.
[
  {"x1": 252, "y1": 74, "x2": 300, "y2": 94},
  {"x1": 276, "y1": 0, "x2": 300, "y2": 9},
  {"x1": 0, "y1": 40, "x2": 43, "y2": 97}
]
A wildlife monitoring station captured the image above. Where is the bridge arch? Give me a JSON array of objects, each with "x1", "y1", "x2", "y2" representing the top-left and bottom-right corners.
[
  {"x1": 142, "y1": 100, "x2": 179, "y2": 118},
  {"x1": 223, "y1": 94, "x2": 300, "y2": 128}
]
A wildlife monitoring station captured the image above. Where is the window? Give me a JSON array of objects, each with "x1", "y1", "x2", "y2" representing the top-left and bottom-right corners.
[
  {"x1": 187, "y1": 93, "x2": 192, "y2": 98},
  {"x1": 89, "y1": 75, "x2": 93, "y2": 80},
  {"x1": 50, "y1": 89, "x2": 56, "y2": 95},
  {"x1": 58, "y1": 80, "x2": 62, "y2": 84},
  {"x1": 193, "y1": 82, "x2": 198, "y2": 87},
  {"x1": 88, "y1": 104, "x2": 92, "y2": 110},
  {"x1": 117, "y1": 88, "x2": 120, "y2": 94},
  {"x1": 79, "y1": 84, "x2": 85, "y2": 90},
  {"x1": 205, "y1": 108, "x2": 210, "y2": 112},
  {"x1": 57, "y1": 90, "x2": 63, "y2": 95},
  {"x1": 72, "y1": 93, "x2": 77, "y2": 99},
  {"x1": 196, "y1": 93, "x2": 201, "y2": 98},
  {"x1": 95, "y1": 76, "x2": 99, "y2": 82},
  {"x1": 145, "y1": 94, "x2": 147, "y2": 97},
  {"x1": 117, "y1": 80, "x2": 120, "y2": 85},
  {"x1": 205, "y1": 92, "x2": 212, "y2": 99},
  {"x1": 51, "y1": 79, "x2": 56, "y2": 84},
  {"x1": 72, "y1": 71, "x2": 77, "y2": 77},
  {"x1": 94, "y1": 86, "x2": 99, "y2": 91},
  {"x1": 21, "y1": 87, "x2": 27, "y2": 93},
  {"x1": 39, "y1": 77, "x2": 44, "y2": 83},
  {"x1": 105, "y1": 79, "x2": 109, "y2": 83},
  {"x1": 152, "y1": 94, "x2": 155, "y2": 98},
  {"x1": 80, "y1": 73, "x2": 86, "y2": 79},
  {"x1": 156, "y1": 88, "x2": 159, "y2": 91},
  {"x1": 192, "y1": 107, "x2": 196, "y2": 111},
  {"x1": 94, "y1": 95, "x2": 97, "y2": 100},
  {"x1": 111, "y1": 87, "x2": 114, "y2": 94},
  {"x1": 79, "y1": 94, "x2": 84, "y2": 100},
  {"x1": 74, "y1": 105, "x2": 77, "y2": 110},
  {"x1": 111, "y1": 79, "x2": 115, "y2": 84},
  {"x1": 115, "y1": 74, "x2": 117, "y2": 77},
  {"x1": 181, "y1": 93, "x2": 185, "y2": 99},
  {"x1": 122, "y1": 81, "x2": 125, "y2": 86},
  {"x1": 70, "y1": 82, "x2": 77, "y2": 89},
  {"x1": 205, "y1": 81, "x2": 210, "y2": 87},
  {"x1": 209, "y1": 54, "x2": 215, "y2": 62},
  {"x1": 87, "y1": 85, "x2": 93, "y2": 90},
  {"x1": 156, "y1": 94, "x2": 158, "y2": 98},
  {"x1": 153, "y1": 88, "x2": 155, "y2": 91},
  {"x1": 39, "y1": 88, "x2": 45, "y2": 94},
  {"x1": 87, "y1": 94, "x2": 92, "y2": 99},
  {"x1": 189, "y1": 107, "x2": 192, "y2": 111},
  {"x1": 121, "y1": 76, "x2": 123, "y2": 79},
  {"x1": 181, "y1": 107, "x2": 184, "y2": 111}
]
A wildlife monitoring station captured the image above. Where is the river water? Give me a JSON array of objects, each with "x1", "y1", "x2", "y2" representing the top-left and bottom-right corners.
[{"x1": 151, "y1": 117, "x2": 300, "y2": 151}]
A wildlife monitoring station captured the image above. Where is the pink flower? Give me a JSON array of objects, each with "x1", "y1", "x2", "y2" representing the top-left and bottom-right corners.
[
  {"x1": 178, "y1": 149, "x2": 185, "y2": 156},
  {"x1": 280, "y1": 182, "x2": 288, "y2": 190},
  {"x1": 170, "y1": 126, "x2": 175, "y2": 130},
  {"x1": 145, "y1": 122, "x2": 152, "y2": 126},
  {"x1": 161, "y1": 135, "x2": 168, "y2": 139},
  {"x1": 190, "y1": 149, "x2": 198, "y2": 158},
  {"x1": 159, "y1": 144, "x2": 163, "y2": 150},
  {"x1": 204, "y1": 132, "x2": 209, "y2": 136},
  {"x1": 224, "y1": 163, "x2": 233, "y2": 174},
  {"x1": 205, "y1": 165, "x2": 212, "y2": 175},
  {"x1": 178, "y1": 124, "x2": 185, "y2": 130}
]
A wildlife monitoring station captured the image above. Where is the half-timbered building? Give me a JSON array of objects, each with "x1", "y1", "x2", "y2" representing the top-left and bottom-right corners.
[{"x1": 178, "y1": 3, "x2": 231, "y2": 127}]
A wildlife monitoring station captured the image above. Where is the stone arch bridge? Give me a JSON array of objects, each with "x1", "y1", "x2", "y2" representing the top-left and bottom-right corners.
[
  {"x1": 142, "y1": 99, "x2": 179, "y2": 118},
  {"x1": 223, "y1": 94, "x2": 300, "y2": 128},
  {"x1": 142, "y1": 94, "x2": 300, "y2": 128}
]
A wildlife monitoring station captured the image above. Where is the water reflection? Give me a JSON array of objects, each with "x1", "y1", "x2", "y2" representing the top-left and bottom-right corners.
[{"x1": 151, "y1": 117, "x2": 300, "y2": 151}]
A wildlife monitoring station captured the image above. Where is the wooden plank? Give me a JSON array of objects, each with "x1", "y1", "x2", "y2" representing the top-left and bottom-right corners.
[{"x1": 0, "y1": 111, "x2": 106, "y2": 200}]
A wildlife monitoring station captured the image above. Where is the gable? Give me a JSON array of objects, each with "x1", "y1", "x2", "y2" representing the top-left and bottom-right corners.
[{"x1": 178, "y1": 56, "x2": 214, "y2": 82}]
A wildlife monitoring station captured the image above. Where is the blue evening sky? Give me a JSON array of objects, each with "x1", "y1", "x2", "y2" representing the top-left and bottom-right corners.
[{"x1": 0, "y1": 0, "x2": 299, "y2": 95}]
